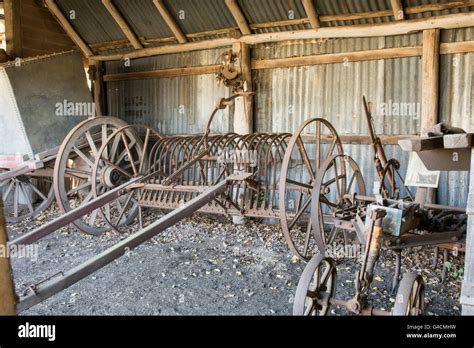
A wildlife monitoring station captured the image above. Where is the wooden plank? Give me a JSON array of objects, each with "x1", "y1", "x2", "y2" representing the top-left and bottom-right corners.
[
  {"x1": 44, "y1": 0, "x2": 93, "y2": 57},
  {"x1": 103, "y1": 64, "x2": 221, "y2": 81},
  {"x1": 406, "y1": 1, "x2": 474, "y2": 14},
  {"x1": 301, "y1": 134, "x2": 414, "y2": 145},
  {"x1": 90, "y1": 12, "x2": 474, "y2": 61},
  {"x1": 252, "y1": 46, "x2": 422, "y2": 70},
  {"x1": 391, "y1": 0, "x2": 405, "y2": 20},
  {"x1": 152, "y1": 0, "x2": 187, "y2": 44},
  {"x1": 102, "y1": 0, "x2": 143, "y2": 49},
  {"x1": 443, "y1": 133, "x2": 472, "y2": 149},
  {"x1": 421, "y1": 29, "x2": 440, "y2": 136},
  {"x1": 398, "y1": 136, "x2": 444, "y2": 152},
  {"x1": 301, "y1": 0, "x2": 320, "y2": 29},
  {"x1": 225, "y1": 0, "x2": 251, "y2": 36},
  {"x1": 0, "y1": 196, "x2": 17, "y2": 315},
  {"x1": 441, "y1": 40, "x2": 474, "y2": 54}
]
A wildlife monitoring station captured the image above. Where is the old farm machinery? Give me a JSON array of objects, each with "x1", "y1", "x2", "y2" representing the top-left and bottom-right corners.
[
  {"x1": 292, "y1": 98, "x2": 468, "y2": 316},
  {"x1": 6, "y1": 92, "x2": 342, "y2": 312},
  {"x1": 3, "y1": 91, "x2": 467, "y2": 315}
]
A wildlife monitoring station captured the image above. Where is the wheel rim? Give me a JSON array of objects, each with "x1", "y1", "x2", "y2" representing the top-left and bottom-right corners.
[
  {"x1": 380, "y1": 159, "x2": 413, "y2": 201},
  {"x1": 279, "y1": 118, "x2": 344, "y2": 261},
  {"x1": 393, "y1": 273, "x2": 425, "y2": 316},
  {"x1": 1, "y1": 173, "x2": 54, "y2": 223},
  {"x1": 293, "y1": 254, "x2": 337, "y2": 316},
  {"x1": 311, "y1": 155, "x2": 366, "y2": 252},
  {"x1": 53, "y1": 117, "x2": 130, "y2": 235},
  {"x1": 91, "y1": 125, "x2": 162, "y2": 232}
]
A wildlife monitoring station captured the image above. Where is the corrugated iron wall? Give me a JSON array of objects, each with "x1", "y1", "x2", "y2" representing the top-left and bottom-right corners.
[
  {"x1": 105, "y1": 30, "x2": 472, "y2": 207},
  {"x1": 106, "y1": 48, "x2": 233, "y2": 135}
]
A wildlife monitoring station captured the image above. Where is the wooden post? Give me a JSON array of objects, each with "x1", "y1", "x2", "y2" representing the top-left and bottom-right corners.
[
  {"x1": 390, "y1": 0, "x2": 405, "y2": 20},
  {"x1": 461, "y1": 147, "x2": 474, "y2": 314},
  {"x1": 0, "y1": 195, "x2": 17, "y2": 315},
  {"x1": 4, "y1": 0, "x2": 21, "y2": 57},
  {"x1": 417, "y1": 29, "x2": 440, "y2": 204},
  {"x1": 90, "y1": 60, "x2": 104, "y2": 117},
  {"x1": 421, "y1": 29, "x2": 440, "y2": 136},
  {"x1": 232, "y1": 42, "x2": 253, "y2": 135}
]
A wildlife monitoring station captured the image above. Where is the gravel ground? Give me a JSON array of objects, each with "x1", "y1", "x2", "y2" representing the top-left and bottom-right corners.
[{"x1": 7, "y1": 206, "x2": 464, "y2": 316}]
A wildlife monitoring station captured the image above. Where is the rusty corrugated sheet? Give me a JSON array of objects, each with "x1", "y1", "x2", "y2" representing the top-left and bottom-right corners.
[{"x1": 106, "y1": 48, "x2": 232, "y2": 135}]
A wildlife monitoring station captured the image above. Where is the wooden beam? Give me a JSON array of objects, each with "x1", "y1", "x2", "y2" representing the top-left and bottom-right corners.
[
  {"x1": 225, "y1": 0, "x2": 251, "y2": 36},
  {"x1": 101, "y1": 39, "x2": 474, "y2": 82},
  {"x1": 421, "y1": 29, "x2": 440, "y2": 136},
  {"x1": 152, "y1": 0, "x2": 187, "y2": 44},
  {"x1": 391, "y1": 0, "x2": 405, "y2": 20},
  {"x1": 90, "y1": 12, "x2": 474, "y2": 61},
  {"x1": 252, "y1": 46, "x2": 422, "y2": 70},
  {"x1": 101, "y1": 0, "x2": 143, "y2": 49},
  {"x1": 406, "y1": 1, "x2": 474, "y2": 14},
  {"x1": 242, "y1": 12, "x2": 474, "y2": 45},
  {"x1": 232, "y1": 42, "x2": 253, "y2": 134},
  {"x1": 104, "y1": 64, "x2": 220, "y2": 81},
  {"x1": 4, "y1": 0, "x2": 21, "y2": 57},
  {"x1": 301, "y1": 0, "x2": 320, "y2": 29},
  {"x1": 44, "y1": 0, "x2": 93, "y2": 57},
  {"x1": 0, "y1": 197, "x2": 17, "y2": 315},
  {"x1": 440, "y1": 40, "x2": 474, "y2": 54},
  {"x1": 302, "y1": 134, "x2": 415, "y2": 145}
]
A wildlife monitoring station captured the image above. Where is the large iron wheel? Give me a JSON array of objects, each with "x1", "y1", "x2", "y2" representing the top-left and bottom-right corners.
[
  {"x1": 0, "y1": 172, "x2": 54, "y2": 223},
  {"x1": 311, "y1": 154, "x2": 366, "y2": 252},
  {"x1": 279, "y1": 118, "x2": 344, "y2": 260},
  {"x1": 91, "y1": 125, "x2": 162, "y2": 232},
  {"x1": 393, "y1": 273, "x2": 425, "y2": 316},
  {"x1": 293, "y1": 254, "x2": 337, "y2": 316},
  {"x1": 53, "y1": 117, "x2": 131, "y2": 235}
]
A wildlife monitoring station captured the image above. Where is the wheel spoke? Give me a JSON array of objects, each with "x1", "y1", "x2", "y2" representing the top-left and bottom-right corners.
[
  {"x1": 30, "y1": 182, "x2": 48, "y2": 201},
  {"x1": 288, "y1": 195, "x2": 311, "y2": 230},
  {"x1": 19, "y1": 183, "x2": 34, "y2": 213},
  {"x1": 72, "y1": 146, "x2": 94, "y2": 168}
]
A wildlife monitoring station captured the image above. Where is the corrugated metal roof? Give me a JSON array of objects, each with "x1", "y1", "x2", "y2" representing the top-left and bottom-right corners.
[
  {"x1": 114, "y1": 0, "x2": 174, "y2": 39},
  {"x1": 162, "y1": 0, "x2": 236, "y2": 34},
  {"x1": 57, "y1": 0, "x2": 126, "y2": 44},
  {"x1": 54, "y1": 0, "x2": 474, "y2": 46}
]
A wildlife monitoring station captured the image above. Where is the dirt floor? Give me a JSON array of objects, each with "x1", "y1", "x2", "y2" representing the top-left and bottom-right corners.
[{"x1": 7, "y1": 206, "x2": 464, "y2": 316}]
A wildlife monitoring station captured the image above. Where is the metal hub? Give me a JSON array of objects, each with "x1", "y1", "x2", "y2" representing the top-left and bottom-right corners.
[{"x1": 100, "y1": 166, "x2": 122, "y2": 188}]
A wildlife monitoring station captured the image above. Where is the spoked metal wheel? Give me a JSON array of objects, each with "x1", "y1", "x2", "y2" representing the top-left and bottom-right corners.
[
  {"x1": 53, "y1": 117, "x2": 130, "y2": 235},
  {"x1": 279, "y1": 118, "x2": 344, "y2": 260},
  {"x1": 293, "y1": 254, "x2": 337, "y2": 316},
  {"x1": 91, "y1": 125, "x2": 162, "y2": 232},
  {"x1": 0, "y1": 173, "x2": 54, "y2": 223},
  {"x1": 311, "y1": 155, "x2": 366, "y2": 252},
  {"x1": 393, "y1": 273, "x2": 425, "y2": 316},
  {"x1": 380, "y1": 159, "x2": 413, "y2": 201}
]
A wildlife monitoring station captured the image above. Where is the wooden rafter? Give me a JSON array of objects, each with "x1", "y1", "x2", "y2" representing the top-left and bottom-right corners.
[
  {"x1": 102, "y1": 0, "x2": 143, "y2": 49},
  {"x1": 225, "y1": 0, "x2": 251, "y2": 36},
  {"x1": 44, "y1": 0, "x2": 93, "y2": 57},
  {"x1": 301, "y1": 0, "x2": 320, "y2": 29},
  {"x1": 152, "y1": 0, "x2": 187, "y2": 44},
  {"x1": 90, "y1": 12, "x2": 474, "y2": 61},
  {"x1": 391, "y1": 0, "x2": 405, "y2": 20}
]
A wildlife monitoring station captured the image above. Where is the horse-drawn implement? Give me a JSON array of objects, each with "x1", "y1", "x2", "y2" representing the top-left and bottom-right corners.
[{"x1": 4, "y1": 91, "x2": 468, "y2": 315}]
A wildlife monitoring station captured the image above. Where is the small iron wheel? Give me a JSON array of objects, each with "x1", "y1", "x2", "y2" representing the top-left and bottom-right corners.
[
  {"x1": 293, "y1": 254, "x2": 337, "y2": 316},
  {"x1": 392, "y1": 272, "x2": 425, "y2": 316}
]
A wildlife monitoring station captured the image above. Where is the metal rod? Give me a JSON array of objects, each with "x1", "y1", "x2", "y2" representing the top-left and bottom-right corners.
[{"x1": 16, "y1": 174, "x2": 247, "y2": 312}]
